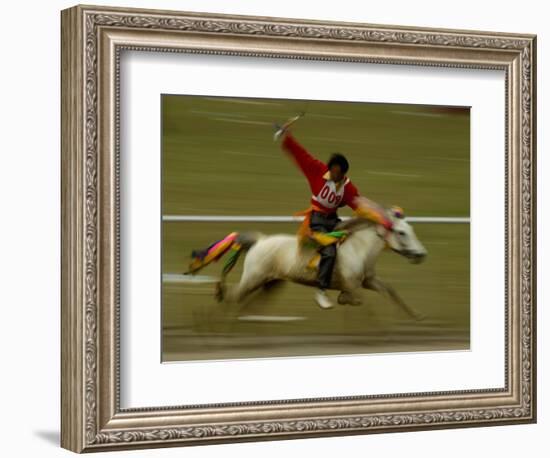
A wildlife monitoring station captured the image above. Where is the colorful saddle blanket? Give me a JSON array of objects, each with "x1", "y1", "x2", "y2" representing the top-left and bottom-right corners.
[{"x1": 303, "y1": 229, "x2": 348, "y2": 270}]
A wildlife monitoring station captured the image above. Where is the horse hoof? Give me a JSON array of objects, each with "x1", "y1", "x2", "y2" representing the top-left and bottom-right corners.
[{"x1": 413, "y1": 312, "x2": 426, "y2": 321}]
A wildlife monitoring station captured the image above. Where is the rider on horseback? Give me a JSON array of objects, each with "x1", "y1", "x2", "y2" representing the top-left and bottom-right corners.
[{"x1": 275, "y1": 119, "x2": 394, "y2": 310}]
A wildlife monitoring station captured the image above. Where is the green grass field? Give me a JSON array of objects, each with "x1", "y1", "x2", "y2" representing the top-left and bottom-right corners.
[{"x1": 161, "y1": 95, "x2": 470, "y2": 361}]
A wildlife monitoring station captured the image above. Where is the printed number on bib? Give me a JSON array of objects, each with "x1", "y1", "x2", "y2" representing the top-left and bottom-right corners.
[{"x1": 315, "y1": 182, "x2": 345, "y2": 208}]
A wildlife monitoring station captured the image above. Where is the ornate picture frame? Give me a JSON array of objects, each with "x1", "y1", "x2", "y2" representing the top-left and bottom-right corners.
[{"x1": 61, "y1": 4, "x2": 536, "y2": 453}]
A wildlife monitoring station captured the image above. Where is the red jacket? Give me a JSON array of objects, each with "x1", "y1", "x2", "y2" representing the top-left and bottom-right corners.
[{"x1": 282, "y1": 132, "x2": 360, "y2": 214}]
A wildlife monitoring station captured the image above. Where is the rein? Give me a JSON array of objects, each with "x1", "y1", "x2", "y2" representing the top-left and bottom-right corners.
[{"x1": 375, "y1": 225, "x2": 393, "y2": 250}]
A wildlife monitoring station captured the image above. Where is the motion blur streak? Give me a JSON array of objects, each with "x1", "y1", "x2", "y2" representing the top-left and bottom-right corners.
[{"x1": 161, "y1": 95, "x2": 470, "y2": 362}]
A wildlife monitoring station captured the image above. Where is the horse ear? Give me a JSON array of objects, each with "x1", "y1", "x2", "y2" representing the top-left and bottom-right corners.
[{"x1": 390, "y1": 205, "x2": 405, "y2": 219}]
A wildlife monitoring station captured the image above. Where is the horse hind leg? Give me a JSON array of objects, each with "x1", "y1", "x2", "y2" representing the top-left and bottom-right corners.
[
  {"x1": 234, "y1": 273, "x2": 269, "y2": 303},
  {"x1": 216, "y1": 241, "x2": 276, "y2": 304},
  {"x1": 214, "y1": 280, "x2": 226, "y2": 303},
  {"x1": 216, "y1": 270, "x2": 268, "y2": 304}
]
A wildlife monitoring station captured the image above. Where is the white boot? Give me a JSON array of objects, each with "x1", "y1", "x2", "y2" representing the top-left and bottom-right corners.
[{"x1": 315, "y1": 289, "x2": 334, "y2": 310}]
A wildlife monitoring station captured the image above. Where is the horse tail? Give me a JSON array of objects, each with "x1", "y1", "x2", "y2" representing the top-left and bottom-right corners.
[
  {"x1": 186, "y1": 231, "x2": 262, "y2": 277},
  {"x1": 234, "y1": 231, "x2": 262, "y2": 249}
]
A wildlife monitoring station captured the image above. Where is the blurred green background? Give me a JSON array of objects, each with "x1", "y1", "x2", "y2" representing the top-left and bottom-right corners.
[{"x1": 161, "y1": 95, "x2": 470, "y2": 362}]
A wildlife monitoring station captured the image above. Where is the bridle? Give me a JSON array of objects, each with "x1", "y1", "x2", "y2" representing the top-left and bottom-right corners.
[{"x1": 375, "y1": 224, "x2": 395, "y2": 250}]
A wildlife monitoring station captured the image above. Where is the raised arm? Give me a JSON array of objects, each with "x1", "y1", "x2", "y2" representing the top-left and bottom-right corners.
[{"x1": 281, "y1": 132, "x2": 327, "y2": 182}]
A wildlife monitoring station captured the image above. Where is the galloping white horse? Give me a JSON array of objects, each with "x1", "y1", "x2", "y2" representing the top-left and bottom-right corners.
[{"x1": 216, "y1": 213, "x2": 428, "y2": 319}]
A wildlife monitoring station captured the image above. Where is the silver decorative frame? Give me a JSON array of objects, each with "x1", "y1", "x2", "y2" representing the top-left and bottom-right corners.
[{"x1": 61, "y1": 4, "x2": 536, "y2": 453}]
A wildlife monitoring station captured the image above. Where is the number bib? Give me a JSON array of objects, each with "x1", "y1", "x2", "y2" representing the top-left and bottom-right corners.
[{"x1": 313, "y1": 180, "x2": 347, "y2": 209}]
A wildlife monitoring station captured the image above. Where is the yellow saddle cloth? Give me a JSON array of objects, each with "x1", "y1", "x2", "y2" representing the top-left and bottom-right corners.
[
  {"x1": 305, "y1": 230, "x2": 348, "y2": 270},
  {"x1": 307, "y1": 253, "x2": 321, "y2": 270},
  {"x1": 292, "y1": 205, "x2": 349, "y2": 271}
]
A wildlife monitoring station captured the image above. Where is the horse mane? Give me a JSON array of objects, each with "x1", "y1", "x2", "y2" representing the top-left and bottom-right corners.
[{"x1": 335, "y1": 217, "x2": 376, "y2": 233}]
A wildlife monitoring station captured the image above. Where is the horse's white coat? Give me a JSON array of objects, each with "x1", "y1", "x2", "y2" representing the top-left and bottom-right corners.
[{"x1": 223, "y1": 216, "x2": 427, "y2": 305}]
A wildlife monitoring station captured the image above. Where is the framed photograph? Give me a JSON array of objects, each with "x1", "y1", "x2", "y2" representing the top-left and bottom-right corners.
[{"x1": 61, "y1": 4, "x2": 537, "y2": 453}]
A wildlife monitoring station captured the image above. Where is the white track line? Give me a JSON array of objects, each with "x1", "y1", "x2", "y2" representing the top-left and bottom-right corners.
[
  {"x1": 163, "y1": 274, "x2": 218, "y2": 283},
  {"x1": 238, "y1": 315, "x2": 307, "y2": 322},
  {"x1": 162, "y1": 215, "x2": 470, "y2": 224}
]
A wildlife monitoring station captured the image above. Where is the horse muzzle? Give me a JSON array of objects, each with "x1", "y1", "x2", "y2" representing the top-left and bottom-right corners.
[{"x1": 401, "y1": 250, "x2": 427, "y2": 264}]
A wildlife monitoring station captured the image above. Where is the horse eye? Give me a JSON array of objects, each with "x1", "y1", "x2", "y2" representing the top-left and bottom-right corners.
[{"x1": 398, "y1": 231, "x2": 406, "y2": 237}]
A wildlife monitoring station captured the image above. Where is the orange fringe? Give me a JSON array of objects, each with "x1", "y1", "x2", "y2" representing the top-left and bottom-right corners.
[{"x1": 293, "y1": 204, "x2": 324, "y2": 245}]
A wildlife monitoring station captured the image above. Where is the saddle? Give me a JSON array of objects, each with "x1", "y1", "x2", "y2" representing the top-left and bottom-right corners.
[
  {"x1": 292, "y1": 205, "x2": 349, "y2": 270},
  {"x1": 303, "y1": 230, "x2": 348, "y2": 270}
]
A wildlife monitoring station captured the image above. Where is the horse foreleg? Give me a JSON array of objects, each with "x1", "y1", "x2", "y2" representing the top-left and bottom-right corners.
[
  {"x1": 336, "y1": 274, "x2": 363, "y2": 306},
  {"x1": 364, "y1": 277, "x2": 425, "y2": 321},
  {"x1": 337, "y1": 290, "x2": 363, "y2": 305}
]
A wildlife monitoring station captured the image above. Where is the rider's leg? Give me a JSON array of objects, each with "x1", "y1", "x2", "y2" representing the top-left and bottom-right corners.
[
  {"x1": 318, "y1": 244, "x2": 337, "y2": 290},
  {"x1": 309, "y1": 211, "x2": 339, "y2": 309}
]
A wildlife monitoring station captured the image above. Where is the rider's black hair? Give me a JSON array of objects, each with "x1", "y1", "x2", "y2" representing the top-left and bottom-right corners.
[{"x1": 327, "y1": 153, "x2": 349, "y2": 174}]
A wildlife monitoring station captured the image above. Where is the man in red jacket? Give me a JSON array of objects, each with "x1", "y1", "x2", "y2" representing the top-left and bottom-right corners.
[{"x1": 278, "y1": 128, "x2": 394, "y2": 309}]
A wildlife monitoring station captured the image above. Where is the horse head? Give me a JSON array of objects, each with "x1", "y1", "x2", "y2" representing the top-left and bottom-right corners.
[
  {"x1": 337, "y1": 199, "x2": 427, "y2": 264},
  {"x1": 383, "y1": 206, "x2": 427, "y2": 264}
]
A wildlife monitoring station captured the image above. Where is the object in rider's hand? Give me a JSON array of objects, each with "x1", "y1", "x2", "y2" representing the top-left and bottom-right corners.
[
  {"x1": 273, "y1": 123, "x2": 286, "y2": 141},
  {"x1": 273, "y1": 113, "x2": 304, "y2": 141}
]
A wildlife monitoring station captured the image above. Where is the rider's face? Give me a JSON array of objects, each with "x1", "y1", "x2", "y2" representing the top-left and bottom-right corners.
[{"x1": 329, "y1": 165, "x2": 344, "y2": 182}]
